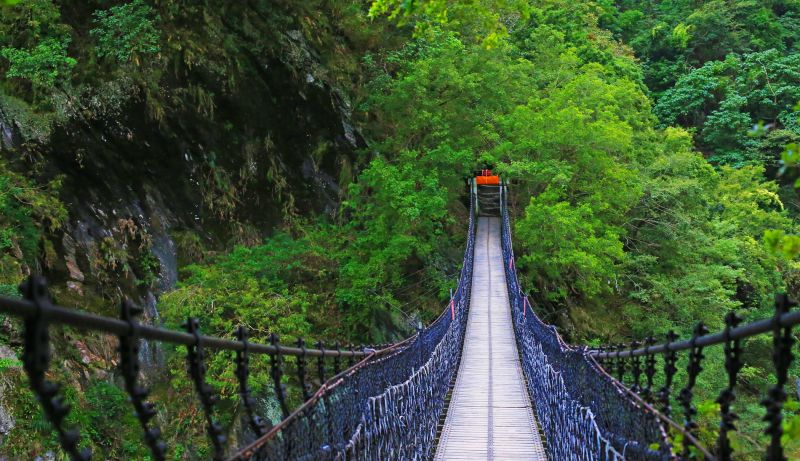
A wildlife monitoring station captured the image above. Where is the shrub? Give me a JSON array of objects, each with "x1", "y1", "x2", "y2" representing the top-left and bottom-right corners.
[{"x1": 91, "y1": 0, "x2": 161, "y2": 63}]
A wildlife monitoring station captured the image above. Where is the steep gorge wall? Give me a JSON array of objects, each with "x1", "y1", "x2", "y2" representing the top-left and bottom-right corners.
[
  {"x1": 0, "y1": 3, "x2": 375, "y2": 454},
  {"x1": 2, "y1": 20, "x2": 363, "y2": 309}
]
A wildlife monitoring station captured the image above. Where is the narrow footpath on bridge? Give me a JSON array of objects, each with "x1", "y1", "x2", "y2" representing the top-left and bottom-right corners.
[{"x1": 434, "y1": 216, "x2": 548, "y2": 461}]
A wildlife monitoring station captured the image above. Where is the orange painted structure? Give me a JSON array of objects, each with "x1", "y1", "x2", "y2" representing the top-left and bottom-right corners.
[{"x1": 475, "y1": 169, "x2": 500, "y2": 185}]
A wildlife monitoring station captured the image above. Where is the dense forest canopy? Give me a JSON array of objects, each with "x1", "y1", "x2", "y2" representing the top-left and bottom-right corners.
[{"x1": 0, "y1": 0, "x2": 799, "y2": 458}]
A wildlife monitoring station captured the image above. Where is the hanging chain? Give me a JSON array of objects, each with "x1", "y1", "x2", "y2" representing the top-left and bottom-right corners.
[
  {"x1": 316, "y1": 341, "x2": 326, "y2": 384},
  {"x1": 630, "y1": 340, "x2": 642, "y2": 393},
  {"x1": 763, "y1": 294, "x2": 796, "y2": 461},
  {"x1": 716, "y1": 312, "x2": 743, "y2": 461},
  {"x1": 658, "y1": 330, "x2": 679, "y2": 417},
  {"x1": 678, "y1": 322, "x2": 709, "y2": 458},
  {"x1": 119, "y1": 300, "x2": 166, "y2": 460},
  {"x1": 21, "y1": 277, "x2": 92, "y2": 461},
  {"x1": 270, "y1": 333, "x2": 290, "y2": 418},
  {"x1": 615, "y1": 343, "x2": 627, "y2": 382},
  {"x1": 184, "y1": 318, "x2": 226, "y2": 461},
  {"x1": 642, "y1": 336, "x2": 657, "y2": 403},
  {"x1": 332, "y1": 341, "x2": 342, "y2": 375},
  {"x1": 347, "y1": 343, "x2": 356, "y2": 368},
  {"x1": 296, "y1": 338, "x2": 312, "y2": 402},
  {"x1": 235, "y1": 326, "x2": 269, "y2": 437}
]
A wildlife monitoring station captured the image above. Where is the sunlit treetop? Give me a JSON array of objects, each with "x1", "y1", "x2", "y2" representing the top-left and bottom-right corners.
[{"x1": 369, "y1": 0, "x2": 531, "y2": 47}]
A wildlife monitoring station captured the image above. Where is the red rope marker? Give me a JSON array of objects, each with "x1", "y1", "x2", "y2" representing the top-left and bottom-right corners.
[{"x1": 450, "y1": 299, "x2": 455, "y2": 320}]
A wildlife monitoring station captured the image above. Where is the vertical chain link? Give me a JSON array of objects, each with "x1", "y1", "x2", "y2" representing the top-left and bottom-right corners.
[
  {"x1": 658, "y1": 330, "x2": 679, "y2": 417},
  {"x1": 315, "y1": 341, "x2": 326, "y2": 384},
  {"x1": 296, "y1": 338, "x2": 312, "y2": 402},
  {"x1": 235, "y1": 326, "x2": 269, "y2": 437},
  {"x1": 119, "y1": 300, "x2": 166, "y2": 460},
  {"x1": 21, "y1": 277, "x2": 91, "y2": 461},
  {"x1": 183, "y1": 318, "x2": 226, "y2": 460},
  {"x1": 716, "y1": 312, "x2": 743, "y2": 461},
  {"x1": 630, "y1": 340, "x2": 642, "y2": 392},
  {"x1": 333, "y1": 341, "x2": 342, "y2": 376},
  {"x1": 642, "y1": 336, "x2": 657, "y2": 403},
  {"x1": 678, "y1": 322, "x2": 709, "y2": 458},
  {"x1": 270, "y1": 333, "x2": 289, "y2": 418},
  {"x1": 347, "y1": 344, "x2": 356, "y2": 368},
  {"x1": 763, "y1": 294, "x2": 796, "y2": 461},
  {"x1": 614, "y1": 343, "x2": 626, "y2": 382}
]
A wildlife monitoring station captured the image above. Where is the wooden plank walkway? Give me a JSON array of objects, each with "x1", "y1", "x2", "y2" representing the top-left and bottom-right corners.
[{"x1": 434, "y1": 217, "x2": 548, "y2": 461}]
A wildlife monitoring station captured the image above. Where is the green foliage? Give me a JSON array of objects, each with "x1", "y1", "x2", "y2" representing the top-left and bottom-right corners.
[
  {"x1": 0, "y1": 162, "x2": 66, "y2": 288},
  {"x1": 0, "y1": 37, "x2": 75, "y2": 88},
  {"x1": 133, "y1": 249, "x2": 161, "y2": 288},
  {"x1": 338, "y1": 146, "x2": 467, "y2": 333},
  {"x1": 368, "y1": 0, "x2": 530, "y2": 47},
  {"x1": 69, "y1": 381, "x2": 150, "y2": 458},
  {"x1": 160, "y1": 232, "x2": 329, "y2": 342},
  {"x1": 517, "y1": 195, "x2": 626, "y2": 299},
  {"x1": 598, "y1": 0, "x2": 800, "y2": 180},
  {"x1": 603, "y1": 0, "x2": 800, "y2": 92},
  {"x1": 0, "y1": 284, "x2": 16, "y2": 296},
  {"x1": 0, "y1": 356, "x2": 21, "y2": 371},
  {"x1": 361, "y1": 2, "x2": 795, "y2": 338},
  {"x1": 91, "y1": 0, "x2": 161, "y2": 63},
  {"x1": 0, "y1": 0, "x2": 75, "y2": 93},
  {"x1": 0, "y1": 0, "x2": 798, "y2": 456},
  {"x1": 654, "y1": 51, "x2": 800, "y2": 167},
  {"x1": 765, "y1": 229, "x2": 800, "y2": 259}
]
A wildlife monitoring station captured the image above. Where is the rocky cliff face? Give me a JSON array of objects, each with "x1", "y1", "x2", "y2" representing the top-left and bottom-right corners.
[
  {"x1": 2, "y1": 28, "x2": 363, "y2": 309},
  {"x1": 0, "y1": 3, "x2": 381, "y2": 455}
]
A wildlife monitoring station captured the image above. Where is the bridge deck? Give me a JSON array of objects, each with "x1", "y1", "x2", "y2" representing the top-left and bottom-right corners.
[{"x1": 434, "y1": 217, "x2": 548, "y2": 461}]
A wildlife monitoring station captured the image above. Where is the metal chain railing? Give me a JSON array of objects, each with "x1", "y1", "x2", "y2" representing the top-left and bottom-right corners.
[
  {"x1": 0, "y1": 191, "x2": 477, "y2": 461},
  {"x1": 1, "y1": 281, "x2": 394, "y2": 460},
  {"x1": 589, "y1": 294, "x2": 799, "y2": 461},
  {"x1": 499, "y1": 187, "x2": 673, "y2": 461},
  {"x1": 228, "y1": 190, "x2": 476, "y2": 461},
  {"x1": 14, "y1": 178, "x2": 794, "y2": 461}
]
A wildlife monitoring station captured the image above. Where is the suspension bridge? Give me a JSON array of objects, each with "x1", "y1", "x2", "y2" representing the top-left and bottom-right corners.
[{"x1": 1, "y1": 174, "x2": 798, "y2": 461}]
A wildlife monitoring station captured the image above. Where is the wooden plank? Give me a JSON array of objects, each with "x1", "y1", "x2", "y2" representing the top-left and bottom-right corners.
[{"x1": 434, "y1": 217, "x2": 548, "y2": 461}]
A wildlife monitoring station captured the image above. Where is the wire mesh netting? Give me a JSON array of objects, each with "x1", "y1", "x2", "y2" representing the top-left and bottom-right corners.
[{"x1": 499, "y1": 190, "x2": 673, "y2": 461}]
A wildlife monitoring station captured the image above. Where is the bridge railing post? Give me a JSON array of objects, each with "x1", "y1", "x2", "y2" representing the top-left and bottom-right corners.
[{"x1": 316, "y1": 341, "x2": 327, "y2": 384}]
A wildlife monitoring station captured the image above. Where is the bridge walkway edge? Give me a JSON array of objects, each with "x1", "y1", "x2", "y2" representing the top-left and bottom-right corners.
[{"x1": 433, "y1": 217, "x2": 548, "y2": 461}]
